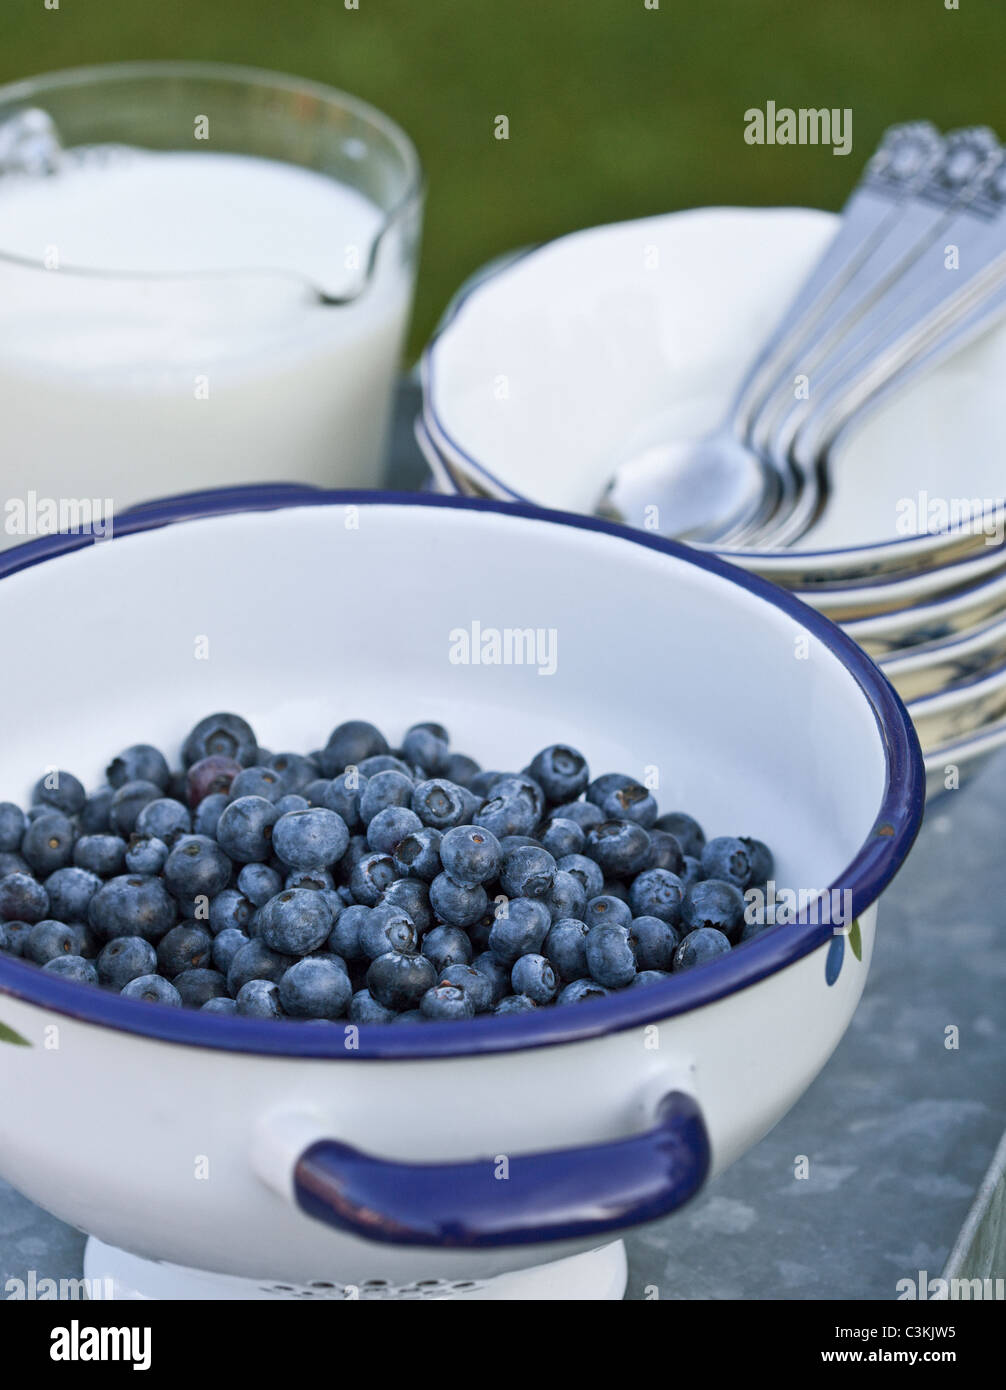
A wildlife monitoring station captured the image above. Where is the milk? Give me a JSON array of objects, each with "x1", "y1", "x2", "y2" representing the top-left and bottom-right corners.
[{"x1": 0, "y1": 147, "x2": 415, "y2": 547}]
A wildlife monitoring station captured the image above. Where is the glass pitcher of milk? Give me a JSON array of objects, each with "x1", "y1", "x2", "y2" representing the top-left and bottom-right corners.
[{"x1": 0, "y1": 62, "x2": 422, "y2": 548}]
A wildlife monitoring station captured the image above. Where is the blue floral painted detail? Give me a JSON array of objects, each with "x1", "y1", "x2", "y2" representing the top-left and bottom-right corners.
[{"x1": 825, "y1": 933, "x2": 845, "y2": 986}]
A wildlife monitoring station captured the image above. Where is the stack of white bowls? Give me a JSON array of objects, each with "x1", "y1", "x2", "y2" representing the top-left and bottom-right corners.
[{"x1": 418, "y1": 208, "x2": 1006, "y2": 797}]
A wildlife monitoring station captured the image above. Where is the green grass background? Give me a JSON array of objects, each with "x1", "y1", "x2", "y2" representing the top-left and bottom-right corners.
[{"x1": 4, "y1": 0, "x2": 1005, "y2": 357}]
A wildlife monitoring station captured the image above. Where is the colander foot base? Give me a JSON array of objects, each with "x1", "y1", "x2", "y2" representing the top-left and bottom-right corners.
[{"x1": 83, "y1": 1236, "x2": 628, "y2": 1300}]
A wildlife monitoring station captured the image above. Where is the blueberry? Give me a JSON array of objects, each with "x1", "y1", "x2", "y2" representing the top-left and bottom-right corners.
[
  {"x1": 349, "y1": 989, "x2": 397, "y2": 1024},
  {"x1": 319, "y1": 720, "x2": 389, "y2": 776},
  {"x1": 474, "y1": 782, "x2": 538, "y2": 838},
  {"x1": 470, "y1": 951, "x2": 511, "y2": 1005},
  {"x1": 367, "y1": 805, "x2": 422, "y2": 856},
  {"x1": 700, "y1": 836, "x2": 753, "y2": 889},
  {"x1": 174, "y1": 967, "x2": 228, "y2": 1007},
  {"x1": 557, "y1": 979, "x2": 609, "y2": 1006},
  {"x1": 202, "y1": 996, "x2": 238, "y2": 1016},
  {"x1": 380, "y1": 877, "x2": 432, "y2": 932},
  {"x1": 31, "y1": 770, "x2": 87, "y2": 817},
  {"x1": 539, "y1": 817, "x2": 585, "y2": 860},
  {"x1": 360, "y1": 904, "x2": 419, "y2": 959},
  {"x1": 186, "y1": 755, "x2": 244, "y2": 808},
  {"x1": 488, "y1": 898, "x2": 551, "y2": 963},
  {"x1": 583, "y1": 894, "x2": 632, "y2": 932},
  {"x1": 556, "y1": 853, "x2": 604, "y2": 900},
  {"x1": 391, "y1": 1009, "x2": 425, "y2": 1025},
  {"x1": 236, "y1": 978, "x2": 285, "y2": 1018},
  {"x1": 78, "y1": 788, "x2": 114, "y2": 835},
  {"x1": 680, "y1": 855, "x2": 704, "y2": 891},
  {"x1": 440, "y1": 963, "x2": 494, "y2": 1013},
  {"x1": 0, "y1": 852, "x2": 29, "y2": 879},
  {"x1": 227, "y1": 939, "x2": 296, "y2": 994},
  {"x1": 88, "y1": 874, "x2": 176, "y2": 943},
  {"x1": 494, "y1": 994, "x2": 538, "y2": 1016},
  {"x1": 467, "y1": 909, "x2": 497, "y2": 955},
  {"x1": 367, "y1": 950, "x2": 437, "y2": 1010},
  {"x1": 585, "y1": 923, "x2": 637, "y2": 987},
  {"x1": 630, "y1": 969, "x2": 671, "y2": 988},
  {"x1": 544, "y1": 918, "x2": 590, "y2": 981},
  {"x1": 641, "y1": 831, "x2": 684, "y2": 876},
  {"x1": 214, "y1": 796, "x2": 277, "y2": 864},
  {"x1": 237, "y1": 862, "x2": 283, "y2": 908},
  {"x1": 0, "y1": 921, "x2": 20, "y2": 955},
  {"x1": 544, "y1": 869, "x2": 588, "y2": 923},
  {"x1": 654, "y1": 812, "x2": 705, "y2": 858},
  {"x1": 108, "y1": 781, "x2": 163, "y2": 836},
  {"x1": 121, "y1": 974, "x2": 183, "y2": 1007},
  {"x1": 402, "y1": 722, "x2": 450, "y2": 776},
  {"x1": 285, "y1": 867, "x2": 335, "y2": 893},
  {"x1": 673, "y1": 927, "x2": 732, "y2": 971},
  {"x1": 271, "y1": 807, "x2": 350, "y2": 872},
  {"x1": 328, "y1": 902, "x2": 370, "y2": 961},
  {"x1": 359, "y1": 755, "x2": 416, "y2": 779},
  {"x1": 44, "y1": 866, "x2": 101, "y2": 922},
  {"x1": 411, "y1": 778, "x2": 469, "y2": 831},
  {"x1": 182, "y1": 712, "x2": 258, "y2": 768},
  {"x1": 0, "y1": 802, "x2": 27, "y2": 853},
  {"x1": 547, "y1": 801, "x2": 604, "y2": 831},
  {"x1": 320, "y1": 772, "x2": 367, "y2": 829},
  {"x1": 682, "y1": 879, "x2": 745, "y2": 940},
  {"x1": 357, "y1": 771, "x2": 413, "y2": 827},
  {"x1": 227, "y1": 766, "x2": 283, "y2": 804},
  {"x1": 420, "y1": 983, "x2": 475, "y2": 1021},
  {"x1": 511, "y1": 952, "x2": 558, "y2": 1003},
  {"x1": 739, "y1": 916, "x2": 772, "y2": 944},
  {"x1": 163, "y1": 835, "x2": 232, "y2": 902},
  {"x1": 209, "y1": 888, "x2": 254, "y2": 935},
  {"x1": 25, "y1": 920, "x2": 79, "y2": 965},
  {"x1": 135, "y1": 797, "x2": 192, "y2": 845},
  {"x1": 597, "y1": 780, "x2": 657, "y2": 828},
  {"x1": 490, "y1": 774, "x2": 546, "y2": 820},
  {"x1": 629, "y1": 915, "x2": 680, "y2": 971},
  {"x1": 349, "y1": 851, "x2": 397, "y2": 906},
  {"x1": 156, "y1": 923, "x2": 214, "y2": 978},
  {"x1": 211, "y1": 927, "x2": 250, "y2": 975},
  {"x1": 468, "y1": 770, "x2": 505, "y2": 799},
  {"x1": 437, "y1": 825, "x2": 500, "y2": 886},
  {"x1": 192, "y1": 793, "x2": 229, "y2": 839},
  {"x1": 42, "y1": 953, "x2": 98, "y2": 985},
  {"x1": 629, "y1": 868, "x2": 684, "y2": 924},
  {"x1": 273, "y1": 794, "x2": 309, "y2": 818},
  {"x1": 125, "y1": 836, "x2": 169, "y2": 875},
  {"x1": 501, "y1": 845, "x2": 556, "y2": 901},
  {"x1": 741, "y1": 837, "x2": 774, "y2": 887},
  {"x1": 586, "y1": 773, "x2": 635, "y2": 808},
  {"x1": 260, "y1": 888, "x2": 334, "y2": 956},
  {"x1": 95, "y1": 934, "x2": 157, "y2": 988},
  {"x1": 266, "y1": 751, "x2": 318, "y2": 793},
  {"x1": 584, "y1": 820, "x2": 650, "y2": 878},
  {"x1": 429, "y1": 873, "x2": 488, "y2": 928},
  {"x1": 441, "y1": 753, "x2": 481, "y2": 788},
  {"x1": 0, "y1": 873, "x2": 50, "y2": 924},
  {"x1": 524, "y1": 744, "x2": 588, "y2": 804},
  {"x1": 106, "y1": 744, "x2": 171, "y2": 791},
  {"x1": 499, "y1": 835, "x2": 540, "y2": 855},
  {"x1": 279, "y1": 957, "x2": 352, "y2": 1019},
  {"x1": 73, "y1": 834, "x2": 127, "y2": 878},
  {"x1": 422, "y1": 924, "x2": 473, "y2": 973},
  {"x1": 21, "y1": 813, "x2": 75, "y2": 875}
]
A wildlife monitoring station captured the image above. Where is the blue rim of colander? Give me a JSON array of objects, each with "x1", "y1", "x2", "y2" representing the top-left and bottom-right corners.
[{"x1": 0, "y1": 487, "x2": 925, "y2": 1058}]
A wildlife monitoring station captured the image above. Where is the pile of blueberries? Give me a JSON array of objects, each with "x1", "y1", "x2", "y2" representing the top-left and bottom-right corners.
[{"x1": 0, "y1": 713, "x2": 774, "y2": 1025}]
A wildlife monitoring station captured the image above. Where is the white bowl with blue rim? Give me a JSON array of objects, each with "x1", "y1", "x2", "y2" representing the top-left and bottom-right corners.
[
  {"x1": 0, "y1": 487, "x2": 923, "y2": 1299},
  {"x1": 421, "y1": 206, "x2": 1006, "y2": 586}
]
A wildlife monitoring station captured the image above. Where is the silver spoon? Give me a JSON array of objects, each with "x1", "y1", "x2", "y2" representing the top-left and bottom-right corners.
[{"x1": 597, "y1": 123, "x2": 970, "y2": 541}]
